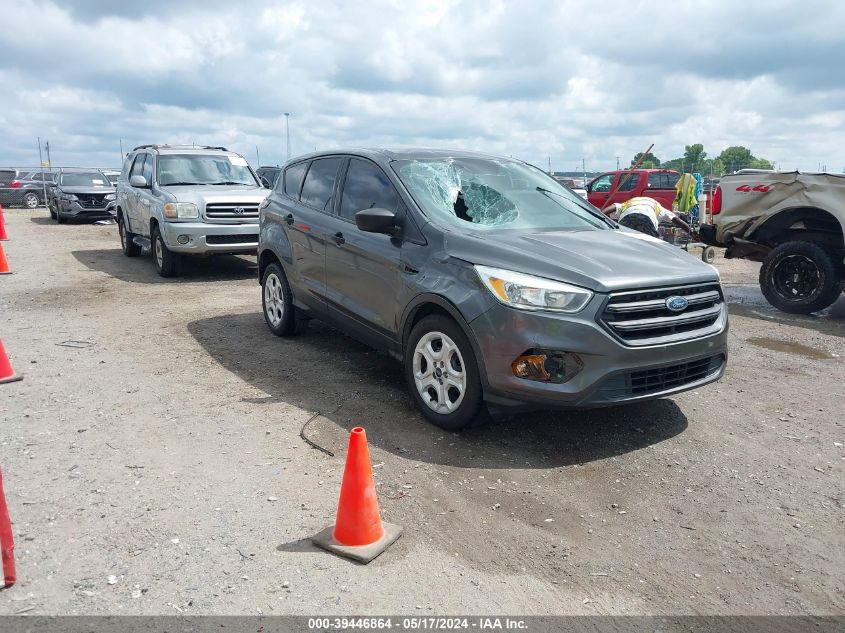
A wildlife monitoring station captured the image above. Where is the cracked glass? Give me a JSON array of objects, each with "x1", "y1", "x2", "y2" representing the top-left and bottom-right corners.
[{"x1": 394, "y1": 157, "x2": 608, "y2": 232}]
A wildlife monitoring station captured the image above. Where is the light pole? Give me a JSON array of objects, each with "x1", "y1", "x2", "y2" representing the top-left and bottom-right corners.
[{"x1": 284, "y1": 113, "x2": 291, "y2": 162}]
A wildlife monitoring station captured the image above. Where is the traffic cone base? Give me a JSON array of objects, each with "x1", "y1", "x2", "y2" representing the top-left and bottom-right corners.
[{"x1": 312, "y1": 521, "x2": 402, "y2": 564}]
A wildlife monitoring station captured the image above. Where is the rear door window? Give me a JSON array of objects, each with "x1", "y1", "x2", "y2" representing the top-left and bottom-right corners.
[
  {"x1": 283, "y1": 161, "x2": 308, "y2": 198},
  {"x1": 617, "y1": 172, "x2": 641, "y2": 192},
  {"x1": 299, "y1": 158, "x2": 343, "y2": 211},
  {"x1": 647, "y1": 172, "x2": 680, "y2": 189},
  {"x1": 338, "y1": 158, "x2": 399, "y2": 222}
]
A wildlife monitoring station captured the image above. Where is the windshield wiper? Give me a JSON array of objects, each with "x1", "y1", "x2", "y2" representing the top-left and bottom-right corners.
[
  {"x1": 211, "y1": 181, "x2": 254, "y2": 186},
  {"x1": 162, "y1": 181, "x2": 202, "y2": 186},
  {"x1": 535, "y1": 187, "x2": 616, "y2": 228}
]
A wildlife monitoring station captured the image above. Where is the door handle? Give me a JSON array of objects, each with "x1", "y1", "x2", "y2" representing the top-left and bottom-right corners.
[
  {"x1": 284, "y1": 213, "x2": 294, "y2": 225},
  {"x1": 333, "y1": 232, "x2": 345, "y2": 246}
]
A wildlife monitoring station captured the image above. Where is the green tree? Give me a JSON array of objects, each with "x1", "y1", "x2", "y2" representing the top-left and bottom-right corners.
[
  {"x1": 661, "y1": 157, "x2": 683, "y2": 172},
  {"x1": 631, "y1": 151, "x2": 660, "y2": 169},
  {"x1": 718, "y1": 146, "x2": 755, "y2": 172},
  {"x1": 683, "y1": 144, "x2": 707, "y2": 171},
  {"x1": 750, "y1": 158, "x2": 774, "y2": 170}
]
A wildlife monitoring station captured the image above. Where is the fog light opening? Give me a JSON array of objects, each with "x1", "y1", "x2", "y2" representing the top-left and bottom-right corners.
[
  {"x1": 512, "y1": 351, "x2": 583, "y2": 384},
  {"x1": 177, "y1": 234, "x2": 189, "y2": 245}
]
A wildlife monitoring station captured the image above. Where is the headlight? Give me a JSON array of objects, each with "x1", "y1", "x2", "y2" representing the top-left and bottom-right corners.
[
  {"x1": 105, "y1": 193, "x2": 116, "y2": 201},
  {"x1": 163, "y1": 202, "x2": 198, "y2": 219},
  {"x1": 62, "y1": 193, "x2": 78, "y2": 201},
  {"x1": 474, "y1": 265, "x2": 593, "y2": 313}
]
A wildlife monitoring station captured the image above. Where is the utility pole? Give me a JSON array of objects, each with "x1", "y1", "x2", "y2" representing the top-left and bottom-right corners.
[
  {"x1": 616, "y1": 156, "x2": 620, "y2": 170},
  {"x1": 284, "y1": 113, "x2": 291, "y2": 161},
  {"x1": 256, "y1": 145, "x2": 261, "y2": 166},
  {"x1": 45, "y1": 141, "x2": 52, "y2": 171},
  {"x1": 119, "y1": 139, "x2": 124, "y2": 163},
  {"x1": 581, "y1": 158, "x2": 586, "y2": 182},
  {"x1": 548, "y1": 156, "x2": 551, "y2": 174},
  {"x1": 37, "y1": 137, "x2": 47, "y2": 209}
]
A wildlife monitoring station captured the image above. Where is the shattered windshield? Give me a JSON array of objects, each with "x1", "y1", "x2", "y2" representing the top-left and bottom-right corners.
[{"x1": 393, "y1": 157, "x2": 607, "y2": 231}]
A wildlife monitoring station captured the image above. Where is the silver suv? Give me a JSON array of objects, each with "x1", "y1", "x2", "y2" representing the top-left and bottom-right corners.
[{"x1": 116, "y1": 145, "x2": 269, "y2": 277}]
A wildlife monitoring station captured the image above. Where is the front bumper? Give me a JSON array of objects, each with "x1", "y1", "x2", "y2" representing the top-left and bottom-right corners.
[
  {"x1": 58, "y1": 200, "x2": 116, "y2": 219},
  {"x1": 468, "y1": 300, "x2": 728, "y2": 410},
  {"x1": 159, "y1": 221, "x2": 258, "y2": 254}
]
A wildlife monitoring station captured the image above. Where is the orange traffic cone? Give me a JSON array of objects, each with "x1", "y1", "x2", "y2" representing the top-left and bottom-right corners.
[
  {"x1": 312, "y1": 427, "x2": 402, "y2": 563},
  {"x1": 0, "y1": 467, "x2": 15, "y2": 589},
  {"x1": 0, "y1": 340, "x2": 22, "y2": 385},
  {"x1": 0, "y1": 244, "x2": 10, "y2": 274},
  {"x1": 0, "y1": 205, "x2": 8, "y2": 241}
]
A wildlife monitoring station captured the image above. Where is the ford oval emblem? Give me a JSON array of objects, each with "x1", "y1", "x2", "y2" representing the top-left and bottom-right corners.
[{"x1": 665, "y1": 296, "x2": 689, "y2": 312}]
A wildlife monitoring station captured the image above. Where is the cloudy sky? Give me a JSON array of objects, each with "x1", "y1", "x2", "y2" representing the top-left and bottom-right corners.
[{"x1": 2, "y1": 0, "x2": 844, "y2": 172}]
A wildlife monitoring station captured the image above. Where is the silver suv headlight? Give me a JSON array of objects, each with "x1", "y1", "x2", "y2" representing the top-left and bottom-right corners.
[
  {"x1": 163, "y1": 202, "x2": 198, "y2": 219},
  {"x1": 105, "y1": 193, "x2": 116, "y2": 201},
  {"x1": 475, "y1": 265, "x2": 593, "y2": 313}
]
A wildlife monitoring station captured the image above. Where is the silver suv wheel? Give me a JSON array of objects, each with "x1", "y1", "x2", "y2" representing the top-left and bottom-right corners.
[
  {"x1": 412, "y1": 331, "x2": 467, "y2": 414},
  {"x1": 264, "y1": 272, "x2": 285, "y2": 327},
  {"x1": 154, "y1": 235, "x2": 164, "y2": 268}
]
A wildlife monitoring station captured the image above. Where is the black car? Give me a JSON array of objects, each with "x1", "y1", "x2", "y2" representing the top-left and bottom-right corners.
[
  {"x1": 0, "y1": 169, "x2": 52, "y2": 209},
  {"x1": 256, "y1": 166, "x2": 282, "y2": 188}
]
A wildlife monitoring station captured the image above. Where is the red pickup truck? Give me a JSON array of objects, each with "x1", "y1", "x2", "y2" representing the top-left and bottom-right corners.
[{"x1": 586, "y1": 169, "x2": 680, "y2": 210}]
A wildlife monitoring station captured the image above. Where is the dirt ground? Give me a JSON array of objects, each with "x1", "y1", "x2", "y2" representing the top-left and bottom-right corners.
[{"x1": 0, "y1": 207, "x2": 843, "y2": 616}]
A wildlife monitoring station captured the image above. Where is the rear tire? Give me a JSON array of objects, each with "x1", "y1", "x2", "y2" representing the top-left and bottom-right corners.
[
  {"x1": 118, "y1": 213, "x2": 141, "y2": 257},
  {"x1": 405, "y1": 315, "x2": 483, "y2": 431},
  {"x1": 23, "y1": 192, "x2": 39, "y2": 209},
  {"x1": 759, "y1": 241, "x2": 842, "y2": 314},
  {"x1": 151, "y1": 224, "x2": 179, "y2": 277},
  {"x1": 702, "y1": 246, "x2": 716, "y2": 264},
  {"x1": 261, "y1": 262, "x2": 300, "y2": 336}
]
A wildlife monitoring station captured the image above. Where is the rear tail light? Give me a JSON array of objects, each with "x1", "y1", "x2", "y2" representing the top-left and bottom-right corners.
[
  {"x1": 10, "y1": 180, "x2": 20, "y2": 189},
  {"x1": 711, "y1": 185, "x2": 722, "y2": 215}
]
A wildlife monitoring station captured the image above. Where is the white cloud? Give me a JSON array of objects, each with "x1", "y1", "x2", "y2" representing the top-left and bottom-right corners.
[{"x1": 1, "y1": 0, "x2": 843, "y2": 173}]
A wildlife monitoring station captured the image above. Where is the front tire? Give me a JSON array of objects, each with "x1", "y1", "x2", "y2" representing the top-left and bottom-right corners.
[
  {"x1": 118, "y1": 213, "x2": 141, "y2": 257},
  {"x1": 151, "y1": 225, "x2": 179, "y2": 277},
  {"x1": 759, "y1": 241, "x2": 842, "y2": 314},
  {"x1": 261, "y1": 262, "x2": 300, "y2": 336},
  {"x1": 405, "y1": 315, "x2": 482, "y2": 431}
]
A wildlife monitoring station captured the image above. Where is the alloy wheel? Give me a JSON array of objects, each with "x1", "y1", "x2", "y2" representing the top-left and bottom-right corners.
[
  {"x1": 412, "y1": 331, "x2": 467, "y2": 414},
  {"x1": 264, "y1": 273, "x2": 285, "y2": 327}
]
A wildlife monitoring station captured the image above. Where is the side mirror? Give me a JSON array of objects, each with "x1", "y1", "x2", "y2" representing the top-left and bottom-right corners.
[
  {"x1": 355, "y1": 207, "x2": 397, "y2": 235},
  {"x1": 129, "y1": 175, "x2": 147, "y2": 188}
]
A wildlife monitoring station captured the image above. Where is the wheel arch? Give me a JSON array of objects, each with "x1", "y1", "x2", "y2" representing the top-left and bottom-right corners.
[
  {"x1": 752, "y1": 206, "x2": 844, "y2": 251},
  {"x1": 400, "y1": 294, "x2": 490, "y2": 391}
]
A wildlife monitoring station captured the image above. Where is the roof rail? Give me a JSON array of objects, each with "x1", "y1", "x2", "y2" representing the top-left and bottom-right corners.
[{"x1": 131, "y1": 144, "x2": 230, "y2": 152}]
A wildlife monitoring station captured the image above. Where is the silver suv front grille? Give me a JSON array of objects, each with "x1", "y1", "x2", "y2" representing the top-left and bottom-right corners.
[
  {"x1": 205, "y1": 202, "x2": 260, "y2": 221},
  {"x1": 600, "y1": 282, "x2": 724, "y2": 346}
]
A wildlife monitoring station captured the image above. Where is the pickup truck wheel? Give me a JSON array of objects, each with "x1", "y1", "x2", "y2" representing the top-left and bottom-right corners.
[
  {"x1": 405, "y1": 315, "x2": 482, "y2": 431},
  {"x1": 23, "y1": 192, "x2": 39, "y2": 209},
  {"x1": 118, "y1": 214, "x2": 141, "y2": 257},
  {"x1": 759, "y1": 241, "x2": 841, "y2": 314},
  {"x1": 151, "y1": 225, "x2": 179, "y2": 277},
  {"x1": 701, "y1": 246, "x2": 716, "y2": 264},
  {"x1": 261, "y1": 263, "x2": 300, "y2": 336}
]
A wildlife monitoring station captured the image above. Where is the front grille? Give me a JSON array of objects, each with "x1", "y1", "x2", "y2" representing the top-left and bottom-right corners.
[
  {"x1": 206, "y1": 234, "x2": 258, "y2": 245},
  {"x1": 205, "y1": 202, "x2": 259, "y2": 220},
  {"x1": 76, "y1": 193, "x2": 107, "y2": 208},
  {"x1": 600, "y1": 282, "x2": 724, "y2": 346},
  {"x1": 599, "y1": 354, "x2": 725, "y2": 400}
]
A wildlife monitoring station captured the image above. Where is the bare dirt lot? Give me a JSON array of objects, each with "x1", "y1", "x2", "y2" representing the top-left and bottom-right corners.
[{"x1": 0, "y1": 208, "x2": 843, "y2": 615}]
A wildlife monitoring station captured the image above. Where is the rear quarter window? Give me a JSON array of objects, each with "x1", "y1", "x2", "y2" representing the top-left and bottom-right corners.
[
  {"x1": 647, "y1": 173, "x2": 680, "y2": 189},
  {"x1": 283, "y1": 162, "x2": 308, "y2": 198}
]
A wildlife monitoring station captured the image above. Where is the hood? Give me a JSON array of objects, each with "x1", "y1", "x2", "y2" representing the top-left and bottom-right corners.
[
  {"x1": 60, "y1": 186, "x2": 114, "y2": 195},
  {"x1": 440, "y1": 226, "x2": 719, "y2": 293},
  {"x1": 160, "y1": 184, "x2": 268, "y2": 204}
]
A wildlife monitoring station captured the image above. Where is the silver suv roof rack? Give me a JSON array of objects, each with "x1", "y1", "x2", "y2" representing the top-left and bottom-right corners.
[{"x1": 131, "y1": 144, "x2": 229, "y2": 152}]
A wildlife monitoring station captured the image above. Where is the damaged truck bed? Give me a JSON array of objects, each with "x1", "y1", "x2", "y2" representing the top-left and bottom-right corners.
[{"x1": 702, "y1": 170, "x2": 845, "y2": 314}]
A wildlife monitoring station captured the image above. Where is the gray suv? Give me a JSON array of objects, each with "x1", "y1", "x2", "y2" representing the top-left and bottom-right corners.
[
  {"x1": 258, "y1": 149, "x2": 728, "y2": 430},
  {"x1": 116, "y1": 145, "x2": 269, "y2": 277}
]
